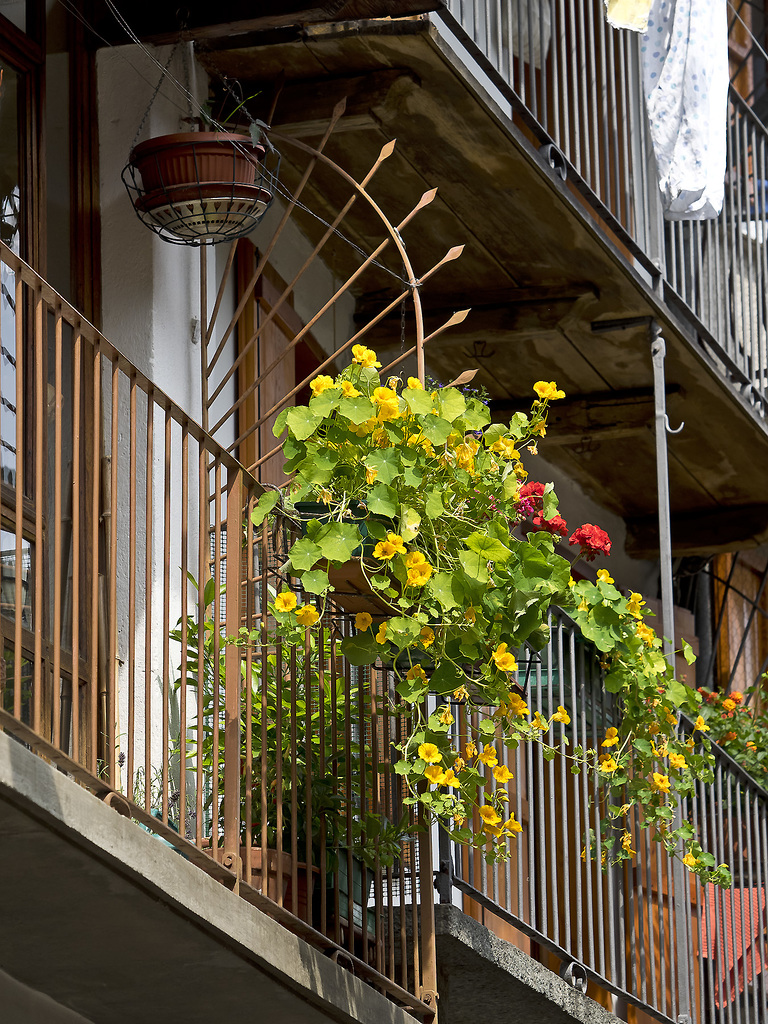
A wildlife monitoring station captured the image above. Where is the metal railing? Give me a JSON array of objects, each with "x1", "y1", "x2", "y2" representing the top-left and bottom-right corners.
[
  {"x1": 439, "y1": 0, "x2": 768, "y2": 415},
  {"x1": 0, "y1": 240, "x2": 437, "y2": 1022},
  {"x1": 2, "y1": 236, "x2": 767, "y2": 1023},
  {"x1": 440, "y1": 609, "x2": 768, "y2": 1024}
]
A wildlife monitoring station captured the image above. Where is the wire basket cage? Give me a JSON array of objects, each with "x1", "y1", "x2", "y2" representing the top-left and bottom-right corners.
[{"x1": 122, "y1": 131, "x2": 279, "y2": 245}]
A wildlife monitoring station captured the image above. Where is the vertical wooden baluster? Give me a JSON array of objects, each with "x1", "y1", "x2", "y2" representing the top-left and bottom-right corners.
[
  {"x1": 243, "y1": 490, "x2": 254, "y2": 879},
  {"x1": 52, "y1": 304, "x2": 63, "y2": 749},
  {"x1": 108, "y1": 359, "x2": 119, "y2": 787},
  {"x1": 144, "y1": 391, "x2": 153, "y2": 811},
  {"x1": 89, "y1": 341, "x2": 101, "y2": 773},
  {"x1": 260, "y1": 520, "x2": 269, "y2": 896},
  {"x1": 179, "y1": 424, "x2": 189, "y2": 837},
  {"x1": 71, "y1": 328, "x2": 81, "y2": 762},
  {"x1": 223, "y1": 469, "x2": 243, "y2": 877},
  {"x1": 128, "y1": 374, "x2": 137, "y2": 797},
  {"x1": 33, "y1": 283, "x2": 43, "y2": 735},
  {"x1": 212, "y1": 459, "x2": 222, "y2": 854},
  {"x1": 13, "y1": 271, "x2": 23, "y2": 720},
  {"x1": 162, "y1": 407, "x2": 171, "y2": 821},
  {"x1": 196, "y1": 443, "x2": 206, "y2": 847}
]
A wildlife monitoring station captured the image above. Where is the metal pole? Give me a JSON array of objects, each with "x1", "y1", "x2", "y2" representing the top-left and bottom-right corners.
[
  {"x1": 650, "y1": 322, "x2": 675, "y2": 659},
  {"x1": 650, "y1": 322, "x2": 692, "y2": 1024}
]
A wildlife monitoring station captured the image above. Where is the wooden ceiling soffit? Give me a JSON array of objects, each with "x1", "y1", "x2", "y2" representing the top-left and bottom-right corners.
[
  {"x1": 489, "y1": 386, "x2": 681, "y2": 446},
  {"x1": 626, "y1": 504, "x2": 768, "y2": 559},
  {"x1": 92, "y1": 2, "x2": 439, "y2": 46},
  {"x1": 256, "y1": 70, "x2": 421, "y2": 137},
  {"x1": 357, "y1": 286, "x2": 599, "y2": 347}
]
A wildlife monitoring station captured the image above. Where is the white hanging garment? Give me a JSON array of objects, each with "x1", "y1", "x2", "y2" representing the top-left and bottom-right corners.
[
  {"x1": 510, "y1": 0, "x2": 551, "y2": 69},
  {"x1": 642, "y1": 0, "x2": 728, "y2": 220},
  {"x1": 604, "y1": 0, "x2": 654, "y2": 32}
]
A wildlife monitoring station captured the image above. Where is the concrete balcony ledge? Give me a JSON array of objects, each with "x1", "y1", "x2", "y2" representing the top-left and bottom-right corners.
[
  {"x1": 434, "y1": 904, "x2": 623, "y2": 1024},
  {"x1": 0, "y1": 730, "x2": 418, "y2": 1024}
]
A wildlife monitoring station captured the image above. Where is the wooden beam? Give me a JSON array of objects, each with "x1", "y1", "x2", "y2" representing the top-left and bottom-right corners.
[
  {"x1": 355, "y1": 286, "x2": 599, "y2": 345},
  {"x1": 240, "y1": 70, "x2": 420, "y2": 137},
  {"x1": 91, "y1": 1, "x2": 439, "y2": 46},
  {"x1": 626, "y1": 504, "x2": 768, "y2": 559}
]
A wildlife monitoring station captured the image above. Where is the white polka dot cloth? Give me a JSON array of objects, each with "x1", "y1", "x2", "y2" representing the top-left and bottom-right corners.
[{"x1": 641, "y1": 0, "x2": 728, "y2": 220}]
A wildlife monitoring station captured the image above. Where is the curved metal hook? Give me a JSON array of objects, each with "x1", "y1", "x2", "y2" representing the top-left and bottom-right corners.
[{"x1": 665, "y1": 415, "x2": 684, "y2": 435}]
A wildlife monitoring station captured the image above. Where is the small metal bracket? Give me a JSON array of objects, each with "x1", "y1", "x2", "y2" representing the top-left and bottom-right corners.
[
  {"x1": 665, "y1": 414, "x2": 684, "y2": 434},
  {"x1": 559, "y1": 959, "x2": 588, "y2": 994},
  {"x1": 102, "y1": 791, "x2": 132, "y2": 818},
  {"x1": 435, "y1": 858, "x2": 453, "y2": 903},
  {"x1": 539, "y1": 143, "x2": 567, "y2": 182},
  {"x1": 418, "y1": 987, "x2": 438, "y2": 1008},
  {"x1": 327, "y1": 948, "x2": 356, "y2": 974},
  {"x1": 676, "y1": 1016, "x2": 693, "y2": 1024}
]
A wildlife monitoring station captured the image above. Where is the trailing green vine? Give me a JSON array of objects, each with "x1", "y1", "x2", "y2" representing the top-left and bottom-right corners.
[{"x1": 253, "y1": 346, "x2": 730, "y2": 886}]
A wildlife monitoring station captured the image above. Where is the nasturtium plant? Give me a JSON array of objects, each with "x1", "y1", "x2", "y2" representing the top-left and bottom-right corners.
[{"x1": 256, "y1": 344, "x2": 729, "y2": 885}]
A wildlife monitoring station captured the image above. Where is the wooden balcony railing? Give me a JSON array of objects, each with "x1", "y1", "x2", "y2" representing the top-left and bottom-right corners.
[
  {"x1": 0, "y1": 239, "x2": 437, "y2": 1022},
  {"x1": 2, "y1": 237, "x2": 767, "y2": 1024}
]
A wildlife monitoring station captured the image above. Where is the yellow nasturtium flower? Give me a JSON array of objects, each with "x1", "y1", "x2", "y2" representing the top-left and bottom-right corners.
[
  {"x1": 420, "y1": 626, "x2": 435, "y2": 648},
  {"x1": 351, "y1": 344, "x2": 381, "y2": 368},
  {"x1": 478, "y1": 744, "x2": 498, "y2": 767},
  {"x1": 375, "y1": 621, "x2": 388, "y2": 644},
  {"x1": 489, "y1": 436, "x2": 519, "y2": 460},
  {"x1": 636, "y1": 622, "x2": 655, "y2": 646},
  {"x1": 373, "y1": 533, "x2": 407, "y2": 560},
  {"x1": 479, "y1": 805, "x2": 502, "y2": 827},
  {"x1": 626, "y1": 592, "x2": 646, "y2": 618},
  {"x1": 355, "y1": 612, "x2": 373, "y2": 631},
  {"x1": 339, "y1": 379, "x2": 361, "y2": 398},
  {"x1": 598, "y1": 755, "x2": 619, "y2": 774},
  {"x1": 407, "y1": 561, "x2": 433, "y2": 586},
  {"x1": 651, "y1": 772, "x2": 671, "y2": 794},
  {"x1": 441, "y1": 768, "x2": 459, "y2": 788},
  {"x1": 533, "y1": 380, "x2": 565, "y2": 401},
  {"x1": 694, "y1": 715, "x2": 709, "y2": 732},
  {"x1": 601, "y1": 727, "x2": 619, "y2": 748},
  {"x1": 295, "y1": 605, "x2": 319, "y2": 627},
  {"x1": 596, "y1": 569, "x2": 614, "y2": 584},
  {"x1": 372, "y1": 386, "x2": 401, "y2": 421},
  {"x1": 683, "y1": 852, "x2": 697, "y2": 868},
  {"x1": 492, "y1": 643, "x2": 517, "y2": 674},
  {"x1": 552, "y1": 705, "x2": 571, "y2": 725},
  {"x1": 465, "y1": 741, "x2": 478, "y2": 759},
  {"x1": 668, "y1": 751, "x2": 687, "y2": 770},
  {"x1": 418, "y1": 743, "x2": 441, "y2": 764},
  {"x1": 274, "y1": 591, "x2": 297, "y2": 613},
  {"x1": 407, "y1": 376, "x2": 423, "y2": 390},
  {"x1": 507, "y1": 693, "x2": 529, "y2": 717},
  {"x1": 424, "y1": 765, "x2": 446, "y2": 785},
  {"x1": 309, "y1": 374, "x2": 335, "y2": 396},
  {"x1": 493, "y1": 764, "x2": 514, "y2": 784}
]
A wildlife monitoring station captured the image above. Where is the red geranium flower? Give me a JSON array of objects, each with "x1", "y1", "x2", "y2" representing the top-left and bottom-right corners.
[
  {"x1": 568, "y1": 523, "x2": 611, "y2": 561},
  {"x1": 519, "y1": 481, "x2": 545, "y2": 503},
  {"x1": 531, "y1": 513, "x2": 568, "y2": 537}
]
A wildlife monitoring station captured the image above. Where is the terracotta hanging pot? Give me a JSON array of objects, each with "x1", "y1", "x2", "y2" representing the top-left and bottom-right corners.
[{"x1": 130, "y1": 131, "x2": 265, "y2": 193}]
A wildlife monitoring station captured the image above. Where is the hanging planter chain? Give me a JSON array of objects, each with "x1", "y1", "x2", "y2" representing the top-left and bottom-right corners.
[{"x1": 122, "y1": 48, "x2": 279, "y2": 246}]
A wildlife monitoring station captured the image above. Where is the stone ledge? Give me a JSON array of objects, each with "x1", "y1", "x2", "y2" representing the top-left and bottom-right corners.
[{"x1": 434, "y1": 904, "x2": 623, "y2": 1024}]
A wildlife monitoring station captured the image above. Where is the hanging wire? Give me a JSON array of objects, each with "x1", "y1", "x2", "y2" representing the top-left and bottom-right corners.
[
  {"x1": 57, "y1": 0, "x2": 412, "y2": 283},
  {"x1": 130, "y1": 42, "x2": 180, "y2": 150}
]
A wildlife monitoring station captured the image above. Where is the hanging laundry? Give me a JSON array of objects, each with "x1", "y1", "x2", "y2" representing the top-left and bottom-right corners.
[
  {"x1": 604, "y1": 0, "x2": 654, "y2": 32},
  {"x1": 510, "y1": 0, "x2": 551, "y2": 69},
  {"x1": 641, "y1": 0, "x2": 728, "y2": 219}
]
